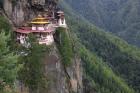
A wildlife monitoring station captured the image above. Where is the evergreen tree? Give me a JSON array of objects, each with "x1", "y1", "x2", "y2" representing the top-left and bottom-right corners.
[
  {"x1": 56, "y1": 27, "x2": 73, "y2": 66},
  {"x1": 18, "y1": 34, "x2": 48, "y2": 93},
  {"x1": 0, "y1": 31, "x2": 19, "y2": 92}
]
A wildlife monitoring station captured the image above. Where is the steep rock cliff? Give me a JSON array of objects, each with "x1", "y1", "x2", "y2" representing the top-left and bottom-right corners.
[
  {"x1": 3, "y1": 0, "x2": 58, "y2": 26},
  {"x1": 43, "y1": 45, "x2": 83, "y2": 93}
]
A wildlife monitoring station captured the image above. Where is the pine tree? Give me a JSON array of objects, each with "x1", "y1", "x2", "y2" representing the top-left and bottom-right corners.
[
  {"x1": 0, "y1": 31, "x2": 19, "y2": 92},
  {"x1": 18, "y1": 34, "x2": 48, "y2": 93}
]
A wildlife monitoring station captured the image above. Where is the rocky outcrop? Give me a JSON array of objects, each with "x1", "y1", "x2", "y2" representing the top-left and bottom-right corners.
[
  {"x1": 43, "y1": 46, "x2": 83, "y2": 93},
  {"x1": 3, "y1": 0, "x2": 58, "y2": 26}
]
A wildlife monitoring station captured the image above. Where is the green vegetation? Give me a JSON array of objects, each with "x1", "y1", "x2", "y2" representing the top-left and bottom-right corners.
[
  {"x1": 56, "y1": 27, "x2": 73, "y2": 66},
  {"x1": 0, "y1": 16, "x2": 11, "y2": 34},
  {"x1": 63, "y1": 0, "x2": 140, "y2": 46},
  {"x1": 60, "y1": 1, "x2": 140, "y2": 92},
  {"x1": 18, "y1": 35, "x2": 49, "y2": 92},
  {"x1": 1, "y1": 0, "x2": 140, "y2": 93},
  {"x1": 68, "y1": 17, "x2": 140, "y2": 92},
  {"x1": 0, "y1": 31, "x2": 19, "y2": 93},
  {"x1": 61, "y1": 0, "x2": 140, "y2": 47},
  {"x1": 0, "y1": 16, "x2": 20, "y2": 93},
  {"x1": 78, "y1": 43, "x2": 134, "y2": 93}
]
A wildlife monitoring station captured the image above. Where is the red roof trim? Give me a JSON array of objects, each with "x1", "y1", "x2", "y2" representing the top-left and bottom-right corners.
[{"x1": 15, "y1": 27, "x2": 55, "y2": 34}]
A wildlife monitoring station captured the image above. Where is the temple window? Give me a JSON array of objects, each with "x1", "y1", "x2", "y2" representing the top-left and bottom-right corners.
[
  {"x1": 38, "y1": 26, "x2": 45, "y2": 30},
  {"x1": 32, "y1": 26, "x2": 36, "y2": 30}
]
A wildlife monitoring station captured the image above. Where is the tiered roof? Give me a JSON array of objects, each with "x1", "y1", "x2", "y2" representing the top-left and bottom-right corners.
[
  {"x1": 30, "y1": 15, "x2": 49, "y2": 24},
  {"x1": 15, "y1": 15, "x2": 56, "y2": 34}
]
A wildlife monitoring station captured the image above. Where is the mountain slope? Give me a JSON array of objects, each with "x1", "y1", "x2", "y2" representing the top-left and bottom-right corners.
[
  {"x1": 59, "y1": 1, "x2": 140, "y2": 92},
  {"x1": 61, "y1": 0, "x2": 140, "y2": 47},
  {"x1": 1, "y1": 0, "x2": 140, "y2": 93}
]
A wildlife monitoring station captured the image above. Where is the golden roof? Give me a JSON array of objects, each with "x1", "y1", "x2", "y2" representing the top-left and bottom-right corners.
[
  {"x1": 30, "y1": 21, "x2": 49, "y2": 24},
  {"x1": 30, "y1": 15, "x2": 49, "y2": 24}
]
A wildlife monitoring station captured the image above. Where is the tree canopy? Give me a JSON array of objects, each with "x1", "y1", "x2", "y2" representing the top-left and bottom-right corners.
[{"x1": 0, "y1": 31, "x2": 19, "y2": 93}]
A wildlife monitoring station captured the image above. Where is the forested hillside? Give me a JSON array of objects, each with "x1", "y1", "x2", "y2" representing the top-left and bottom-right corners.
[
  {"x1": 62, "y1": 0, "x2": 140, "y2": 47},
  {"x1": 1, "y1": 0, "x2": 140, "y2": 93},
  {"x1": 59, "y1": 1, "x2": 140, "y2": 92},
  {"x1": 0, "y1": 16, "x2": 20, "y2": 93}
]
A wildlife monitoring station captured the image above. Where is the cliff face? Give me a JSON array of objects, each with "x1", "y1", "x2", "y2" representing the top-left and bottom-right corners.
[
  {"x1": 43, "y1": 46, "x2": 83, "y2": 93},
  {"x1": 2, "y1": 0, "x2": 83, "y2": 93},
  {"x1": 3, "y1": 0, "x2": 58, "y2": 26}
]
